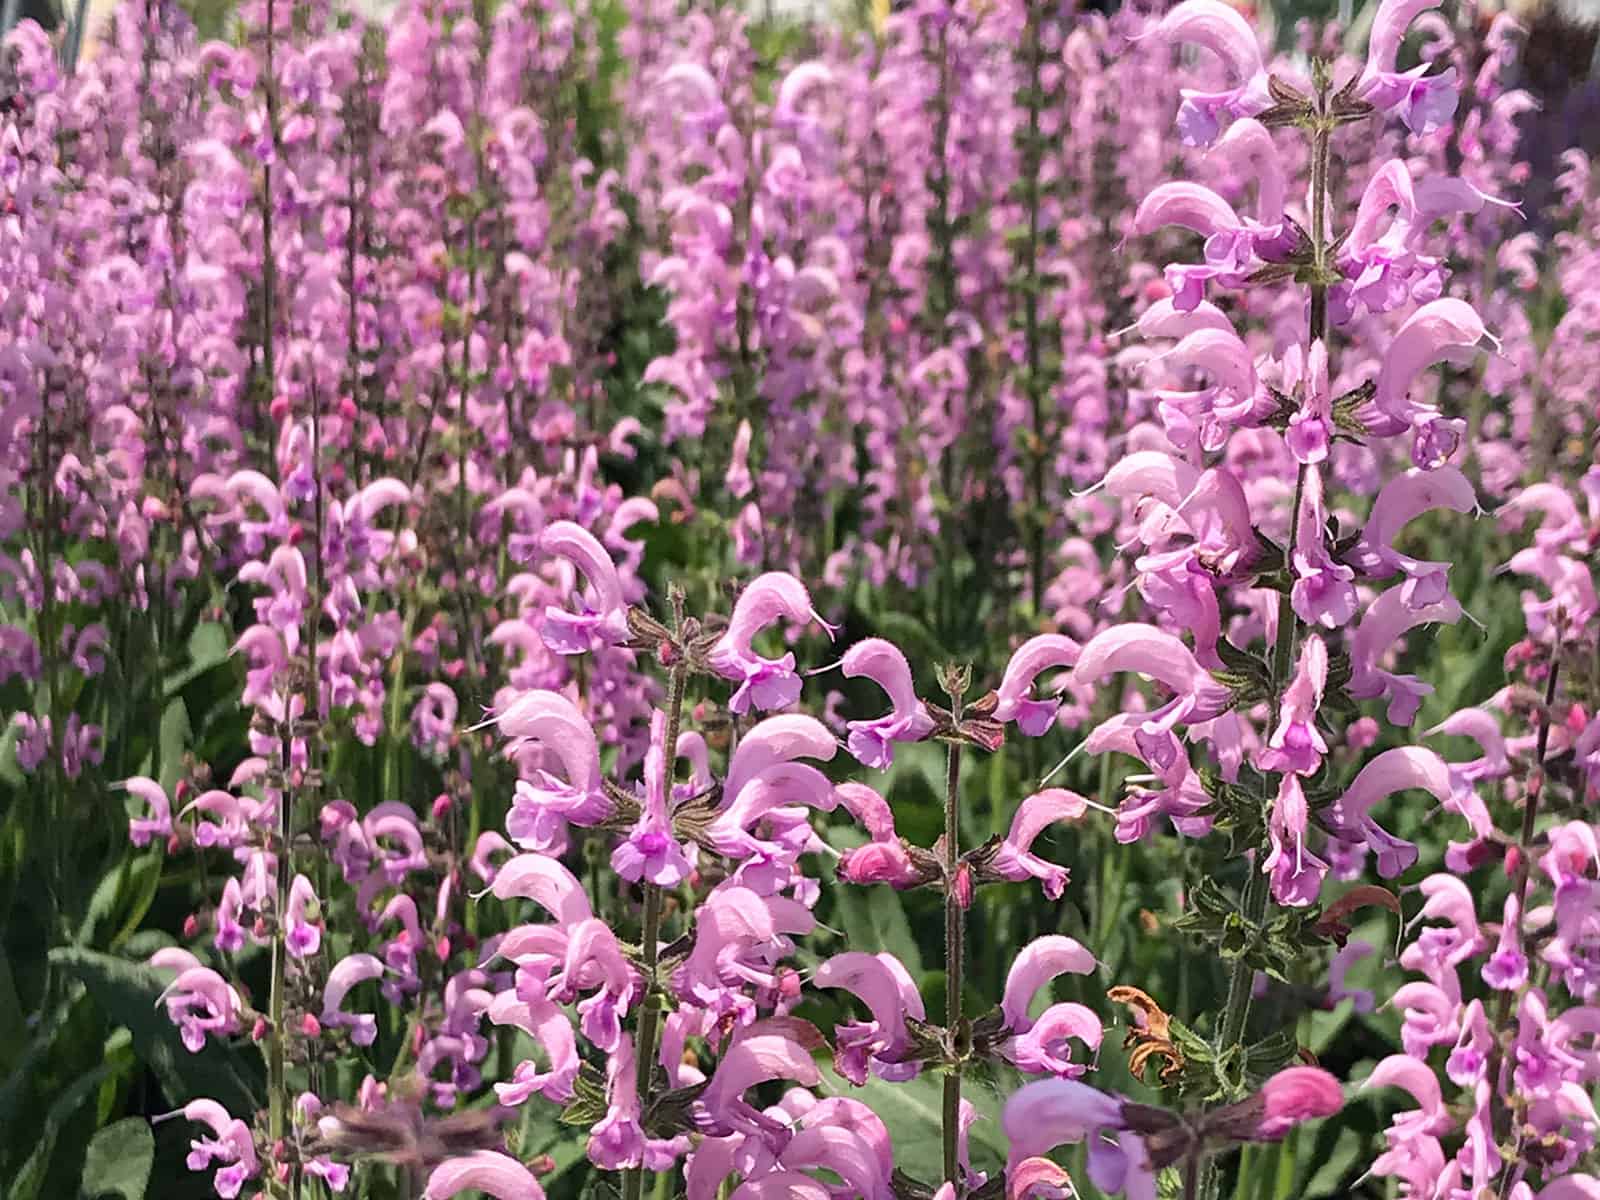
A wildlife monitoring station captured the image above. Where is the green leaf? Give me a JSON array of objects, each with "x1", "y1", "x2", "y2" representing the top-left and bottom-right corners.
[
  {"x1": 80, "y1": 1118, "x2": 154, "y2": 1200},
  {"x1": 833, "y1": 884, "x2": 924, "y2": 979},
  {"x1": 49, "y1": 948, "x2": 262, "y2": 1115},
  {"x1": 8, "y1": 1060, "x2": 117, "y2": 1200}
]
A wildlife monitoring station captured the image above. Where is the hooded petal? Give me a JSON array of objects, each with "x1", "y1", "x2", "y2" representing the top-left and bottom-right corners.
[
  {"x1": 424, "y1": 1151, "x2": 546, "y2": 1200},
  {"x1": 1002, "y1": 936, "x2": 1097, "y2": 1033}
]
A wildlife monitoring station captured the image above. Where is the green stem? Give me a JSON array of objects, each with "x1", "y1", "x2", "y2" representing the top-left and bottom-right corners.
[
  {"x1": 1206, "y1": 68, "x2": 1335, "y2": 1200},
  {"x1": 622, "y1": 660, "x2": 688, "y2": 1200},
  {"x1": 942, "y1": 719, "x2": 965, "y2": 1190}
]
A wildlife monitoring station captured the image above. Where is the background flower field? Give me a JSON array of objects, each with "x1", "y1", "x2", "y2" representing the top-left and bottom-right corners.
[{"x1": 1, "y1": 0, "x2": 1598, "y2": 1197}]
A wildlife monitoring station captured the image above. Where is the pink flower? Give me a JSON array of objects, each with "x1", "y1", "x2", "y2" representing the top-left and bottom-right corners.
[
  {"x1": 494, "y1": 690, "x2": 611, "y2": 841},
  {"x1": 1357, "y1": 0, "x2": 1459, "y2": 133},
  {"x1": 120, "y1": 775, "x2": 173, "y2": 847},
  {"x1": 1146, "y1": 0, "x2": 1271, "y2": 146},
  {"x1": 813, "y1": 951, "x2": 927, "y2": 1084},
  {"x1": 158, "y1": 1099, "x2": 259, "y2": 1199},
  {"x1": 1001, "y1": 936, "x2": 1097, "y2": 1033},
  {"x1": 284, "y1": 874, "x2": 321, "y2": 958},
  {"x1": 538, "y1": 520, "x2": 629, "y2": 654},
  {"x1": 709, "y1": 572, "x2": 831, "y2": 713},
  {"x1": 1291, "y1": 466, "x2": 1358, "y2": 630},
  {"x1": 1263, "y1": 774, "x2": 1328, "y2": 907},
  {"x1": 1254, "y1": 1066, "x2": 1344, "y2": 1139},
  {"x1": 612, "y1": 712, "x2": 693, "y2": 888},
  {"x1": 1072, "y1": 625, "x2": 1233, "y2": 760},
  {"x1": 158, "y1": 967, "x2": 244, "y2": 1053},
  {"x1": 1481, "y1": 893, "x2": 1529, "y2": 991},
  {"x1": 321, "y1": 953, "x2": 385, "y2": 1046},
  {"x1": 487, "y1": 988, "x2": 580, "y2": 1105},
  {"x1": 424, "y1": 1151, "x2": 546, "y2": 1200},
  {"x1": 988, "y1": 789, "x2": 1088, "y2": 899},
  {"x1": 994, "y1": 635, "x2": 1081, "y2": 735},
  {"x1": 1258, "y1": 635, "x2": 1329, "y2": 777},
  {"x1": 839, "y1": 638, "x2": 934, "y2": 767}
]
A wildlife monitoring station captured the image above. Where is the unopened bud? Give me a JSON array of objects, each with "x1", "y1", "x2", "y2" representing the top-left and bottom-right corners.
[
  {"x1": 300, "y1": 1013, "x2": 322, "y2": 1038},
  {"x1": 252, "y1": 1016, "x2": 270, "y2": 1042},
  {"x1": 183, "y1": 913, "x2": 200, "y2": 939}
]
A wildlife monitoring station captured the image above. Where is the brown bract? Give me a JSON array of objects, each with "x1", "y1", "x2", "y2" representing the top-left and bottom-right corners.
[{"x1": 1107, "y1": 984, "x2": 1184, "y2": 1084}]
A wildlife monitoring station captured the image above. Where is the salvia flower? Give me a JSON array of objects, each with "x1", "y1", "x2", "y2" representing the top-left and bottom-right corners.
[
  {"x1": 709, "y1": 572, "x2": 832, "y2": 713},
  {"x1": 838, "y1": 638, "x2": 934, "y2": 767}
]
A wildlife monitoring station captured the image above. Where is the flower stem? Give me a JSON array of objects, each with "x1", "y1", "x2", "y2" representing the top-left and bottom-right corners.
[
  {"x1": 623, "y1": 658, "x2": 687, "y2": 1200},
  {"x1": 942, "y1": 717, "x2": 965, "y2": 1190}
]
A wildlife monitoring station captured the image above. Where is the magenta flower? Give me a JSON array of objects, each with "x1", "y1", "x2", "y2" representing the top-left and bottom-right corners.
[
  {"x1": 1257, "y1": 635, "x2": 1329, "y2": 777},
  {"x1": 284, "y1": 873, "x2": 321, "y2": 959},
  {"x1": 493, "y1": 690, "x2": 611, "y2": 842},
  {"x1": 993, "y1": 634, "x2": 1081, "y2": 735},
  {"x1": 1263, "y1": 773, "x2": 1328, "y2": 907},
  {"x1": 1254, "y1": 1067, "x2": 1345, "y2": 1139},
  {"x1": 488, "y1": 988, "x2": 580, "y2": 1105},
  {"x1": 321, "y1": 953, "x2": 385, "y2": 1046},
  {"x1": 813, "y1": 951, "x2": 927, "y2": 1084},
  {"x1": 1370, "y1": 299, "x2": 1490, "y2": 440},
  {"x1": 1481, "y1": 893, "x2": 1529, "y2": 991},
  {"x1": 158, "y1": 1099, "x2": 259, "y2": 1199},
  {"x1": 1133, "y1": 183, "x2": 1255, "y2": 310},
  {"x1": 1072, "y1": 624, "x2": 1233, "y2": 752},
  {"x1": 120, "y1": 775, "x2": 173, "y2": 848},
  {"x1": 1330, "y1": 747, "x2": 1456, "y2": 877},
  {"x1": 613, "y1": 712, "x2": 693, "y2": 888},
  {"x1": 424, "y1": 1151, "x2": 546, "y2": 1200},
  {"x1": 1291, "y1": 466, "x2": 1358, "y2": 630},
  {"x1": 839, "y1": 638, "x2": 934, "y2": 767},
  {"x1": 695, "y1": 1017, "x2": 825, "y2": 1139},
  {"x1": 1349, "y1": 589, "x2": 1463, "y2": 725},
  {"x1": 1001, "y1": 936, "x2": 1098, "y2": 1033},
  {"x1": 1146, "y1": 0, "x2": 1271, "y2": 146},
  {"x1": 489, "y1": 854, "x2": 595, "y2": 928},
  {"x1": 1349, "y1": 466, "x2": 1478, "y2": 606},
  {"x1": 158, "y1": 967, "x2": 244, "y2": 1053},
  {"x1": 538, "y1": 520, "x2": 629, "y2": 654},
  {"x1": 709, "y1": 572, "x2": 832, "y2": 713},
  {"x1": 987, "y1": 789, "x2": 1088, "y2": 899},
  {"x1": 1357, "y1": 0, "x2": 1458, "y2": 134}
]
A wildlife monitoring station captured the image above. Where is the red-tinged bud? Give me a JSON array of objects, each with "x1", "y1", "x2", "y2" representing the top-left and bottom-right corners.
[
  {"x1": 183, "y1": 913, "x2": 201, "y2": 939},
  {"x1": 1504, "y1": 844, "x2": 1522, "y2": 877},
  {"x1": 269, "y1": 395, "x2": 291, "y2": 423},
  {"x1": 461, "y1": 932, "x2": 479, "y2": 952},
  {"x1": 528, "y1": 1155, "x2": 556, "y2": 1176},
  {"x1": 166, "y1": 832, "x2": 183, "y2": 855},
  {"x1": 953, "y1": 862, "x2": 974, "y2": 910},
  {"x1": 300, "y1": 1013, "x2": 321, "y2": 1037},
  {"x1": 435, "y1": 935, "x2": 451, "y2": 960},
  {"x1": 338, "y1": 396, "x2": 358, "y2": 422},
  {"x1": 274, "y1": 1155, "x2": 290, "y2": 1182},
  {"x1": 1144, "y1": 277, "x2": 1173, "y2": 301},
  {"x1": 777, "y1": 968, "x2": 802, "y2": 1001},
  {"x1": 174, "y1": 778, "x2": 191, "y2": 803},
  {"x1": 431, "y1": 793, "x2": 452, "y2": 821},
  {"x1": 253, "y1": 916, "x2": 270, "y2": 938},
  {"x1": 252, "y1": 1016, "x2": 270, "y2": 1042},
  {"x1": 412, "y1": 1023, "x2": 426, "y2": 1053},
  {"x1": 1569, "y1": 704, "x2": 1589, "y2": 735}
]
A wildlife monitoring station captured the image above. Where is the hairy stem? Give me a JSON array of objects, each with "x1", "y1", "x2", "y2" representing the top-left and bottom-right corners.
[
  {"x1": 942, "y1": 708, "x2": 965, "y2": 1189},
  {"x1": 1206, "y1": 68, "x2": 1334, "y2": 1200},
  {"x1": 623, "y1": 659, "x2": 688, "y2": 1200}
]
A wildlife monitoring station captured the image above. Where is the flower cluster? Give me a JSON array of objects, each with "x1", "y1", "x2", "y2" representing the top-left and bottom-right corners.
[{"x1": 2, "y1": 0, "x2": 1597, "y2": 1198}]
